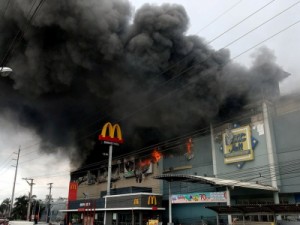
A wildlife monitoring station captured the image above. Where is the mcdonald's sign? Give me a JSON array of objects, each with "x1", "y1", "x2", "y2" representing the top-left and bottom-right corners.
[
  {"x1": 133, "y1": 198, "x2": 139, "y2": 205},
  {"x1": 99, "y1": 122, "x2": 124, "y2": 144},
  {"x1": 68, "y1": 182, "x2": 78, "y2": 201},
  {"x1": 69, "y1": 182, "x2": 77, "y2": 190},
  {"x1": 147, "y1": 195, "x2": 157, "y2": 205}
]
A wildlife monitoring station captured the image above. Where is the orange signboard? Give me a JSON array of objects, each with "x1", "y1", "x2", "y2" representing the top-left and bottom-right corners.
[{"x1": 68, "y1": 182, "x2": 78, "y2": 201}]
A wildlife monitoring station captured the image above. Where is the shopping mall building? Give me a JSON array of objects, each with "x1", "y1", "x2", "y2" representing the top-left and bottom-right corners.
[{"x1": 62, "y1": 93, "x2": 300, "y2": 225}]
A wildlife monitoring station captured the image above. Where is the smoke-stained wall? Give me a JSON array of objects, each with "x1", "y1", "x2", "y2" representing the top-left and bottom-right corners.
[{"x1": 163, "y1": 135, "x2": 213, "y2": 176}]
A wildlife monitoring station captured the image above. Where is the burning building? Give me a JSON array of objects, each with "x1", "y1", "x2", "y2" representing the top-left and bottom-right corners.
[
  {"x1": 63, "y1": 95, "x2": 300, "y2": 225},
  {"x1": 1, "y1": 0, "x2": 299, "y2": 224}
]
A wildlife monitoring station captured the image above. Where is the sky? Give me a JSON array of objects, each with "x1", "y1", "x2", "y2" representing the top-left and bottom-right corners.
[{"x1": 0, "y1": 0, "x2": 299, "y2": 203}]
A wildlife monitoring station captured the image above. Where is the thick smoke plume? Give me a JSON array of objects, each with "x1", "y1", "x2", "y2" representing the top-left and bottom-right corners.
[{"x1": 0, "y1": 0, "x2": 289, "y2": 168}]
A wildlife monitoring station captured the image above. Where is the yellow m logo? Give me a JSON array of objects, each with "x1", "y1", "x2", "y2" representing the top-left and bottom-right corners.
[
  {"x1": 133, "y1": 198, "x2": 139, "y2": 205},
  {"x1": 99, "y1": 122, "x2": 124, "y2": 144},
  {"x1": 69, "y1": 183, "x2": 77, "y2": 190},
  {"x1": 148, "y1": 195, "x2": 157, "y2": 205}
]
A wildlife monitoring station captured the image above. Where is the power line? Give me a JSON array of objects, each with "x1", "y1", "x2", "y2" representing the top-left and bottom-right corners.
[
  {"x1": 223, "y1": 0, "x2": 300, "y2": 49},
  {"x1": 208, "y1": 0, "x2": 276, "y2": 44},
  {"x1": 0, "y1": 152, "x2": 14, "y2": 172},
  {"x1": 0, "y1": 0, "x2": 46, "y2": 68},
  {"x1": 232, "y1": 18, "x2": 300, "y2": 60},
  {"x1": 195, "y1": 0, "x2": 243, "y2": 34}
]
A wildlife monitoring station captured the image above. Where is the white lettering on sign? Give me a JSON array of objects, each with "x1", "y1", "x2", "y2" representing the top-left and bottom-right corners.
[{"x1": 79, "y1": 202, "x2": 91, "y2": 207}]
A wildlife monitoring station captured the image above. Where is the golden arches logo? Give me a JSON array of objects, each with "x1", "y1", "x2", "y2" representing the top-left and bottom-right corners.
[
  {"x1": 133, "y1": 198, "x2": 139, "y2": 205},
  {"x1": 147, "y1": 195, "x2": 157, "y2": 205},
  {"x1": 99, "y1": 122, "x2": 124, "y2": 144},
  {"x1": 69, "y1": 182, "x2": 77, "y2": 190}
]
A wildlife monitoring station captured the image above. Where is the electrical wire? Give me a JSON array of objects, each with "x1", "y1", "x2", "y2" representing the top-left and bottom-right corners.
[
  {"x1": 0, "y1": 0, "x2": 46, "y2": 68},
  {"x1": 208, "y1": 0, "x2": 276, "y2": 44},
  {"x1": 232, "y1": 18, "x2": 300, "y2": 60},
  {"x1": 195, "y1": 0, "x2": 243, "y2": 34},
  {"x1": 223, "y1": 0, "x2": 300, "y2": 49}
]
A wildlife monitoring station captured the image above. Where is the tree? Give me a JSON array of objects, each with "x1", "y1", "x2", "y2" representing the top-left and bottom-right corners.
[
  {"x1": 0, "y1": 198, "x2": 11, "y2": 217},
  {"x1": 11, "y1": 195, "x2": 28, "y2": 220}
]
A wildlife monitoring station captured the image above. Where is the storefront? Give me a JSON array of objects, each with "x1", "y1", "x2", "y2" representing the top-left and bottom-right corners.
[
  {"x1": 154, "y1": 174, "x2": 278, "y2": 225},
  {"x1": 62, "y1": 193, "x2": 165, "y2": 225}
]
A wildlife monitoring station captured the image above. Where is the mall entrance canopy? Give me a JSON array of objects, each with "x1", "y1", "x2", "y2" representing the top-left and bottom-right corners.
[
  {"x1": 153, "y1": 174, "x2": 278, "y2": 225},
  {"x1": 153, "y1": 174, "x2": 278, "y2": 191}
]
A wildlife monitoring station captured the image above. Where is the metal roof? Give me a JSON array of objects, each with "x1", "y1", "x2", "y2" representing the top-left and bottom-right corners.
[
  {"x1": 205, "y1": 204, "x2": 300, "y2": 215},
  {"x1": 153, "y1": 174, "x2": 278, "y2": 191}
]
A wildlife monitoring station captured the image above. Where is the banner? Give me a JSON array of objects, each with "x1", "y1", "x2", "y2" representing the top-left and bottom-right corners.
[
  {"x1": 68, "y1": 182, "x2": 78, "y2": 201},
  {"x1": 172, "y1": 191, "x2": 227, "y2": 204}
]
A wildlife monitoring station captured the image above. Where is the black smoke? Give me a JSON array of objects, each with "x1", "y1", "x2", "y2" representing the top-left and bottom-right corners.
[{"x1": 0, "y1": 0, "x2": 289, "y2": 168}]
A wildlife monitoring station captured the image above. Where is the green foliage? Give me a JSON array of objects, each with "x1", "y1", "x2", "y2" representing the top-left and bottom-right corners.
[
  {"x1": 11, "y1": 195, "x2": 28, "y2": 220},
  {"x1": 0, "y1": 198, "x2": 11, "y2": 217}
]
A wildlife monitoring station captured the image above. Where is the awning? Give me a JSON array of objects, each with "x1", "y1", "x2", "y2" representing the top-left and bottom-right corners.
[
  {"x1": 153, "y1": 174, "x2": 278, "y2": 191},
  {"x1": 60, "y1": 207, "x2": 165, "y2": 212},
  {"x1": 205, "y1": 204, "x2": 300, "y2": 215}
]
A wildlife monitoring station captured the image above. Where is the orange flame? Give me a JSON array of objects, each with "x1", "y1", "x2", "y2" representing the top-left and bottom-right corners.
[
  {"x1": 186, "y1": 138, "x2": 192, "y2": 153},
  {"x1": 152, "y1": 149, "x2": 162, "y2": 163},
  {"x1": 138, "y1": 159, "x2": 151, "y2": 167}
]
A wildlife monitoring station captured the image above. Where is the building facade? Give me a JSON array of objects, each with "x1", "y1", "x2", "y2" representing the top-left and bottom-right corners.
[{"x1": 65, "y1": 94, "x2": 300, "y2": 225}]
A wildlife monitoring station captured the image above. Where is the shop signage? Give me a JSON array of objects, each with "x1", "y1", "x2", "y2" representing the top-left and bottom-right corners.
[
  {"x1": 79, "y1": 202, "x2": 91, "y2": 207},
  {"x1": 148, "y1": 219, "x2": 159, "y2": 225},
  {"x1": 98, "y1": 122, "x2": 123, "y2": 144},
  {"x1": 148, "y1": 195, "x2": 157, "y2": 205},
  {"x1": 172, "y1": 191, "x2": 227, "y2": 204},
  {"x1": 68, "y1": 182, "x2": 78, "y2": 201},
  {"x1": 133, "y1": 198, "x2": 139, "y2": 205},
  {"x1": 222, "y1": 125, "x2": 254, "y2": 164},
  {"x1": 106, "y1": 194, "x2": 162, "y2": 208}
]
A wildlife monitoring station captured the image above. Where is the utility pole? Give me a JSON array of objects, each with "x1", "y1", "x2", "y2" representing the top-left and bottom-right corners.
[
  {"x1": 47, "y1": 183, "x2": 53, "y2": 223},
  {"x1": 23, "y1": 178, "x2": 35, "y2": 221},
  {"x1": 9, "y1": 147, "x2": 21, "y2": 218}
]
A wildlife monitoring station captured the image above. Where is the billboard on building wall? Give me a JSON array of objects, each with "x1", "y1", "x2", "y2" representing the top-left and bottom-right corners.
[
  {"x1": 222, "y1": 125, "x2": 254, "y2": 164},
  {"x1": 172, "y1": 191, "x2": 227, "y2": 204}
]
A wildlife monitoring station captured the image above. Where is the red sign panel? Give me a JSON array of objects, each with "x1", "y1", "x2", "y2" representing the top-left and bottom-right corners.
[{"x1": 68, "y1": 182, "x2": 78, "y2": 201}]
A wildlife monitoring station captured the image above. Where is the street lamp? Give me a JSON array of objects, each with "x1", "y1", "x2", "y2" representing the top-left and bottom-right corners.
[{"x1": 0, "y1": 67, "x2": 13, "y2": 76}]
